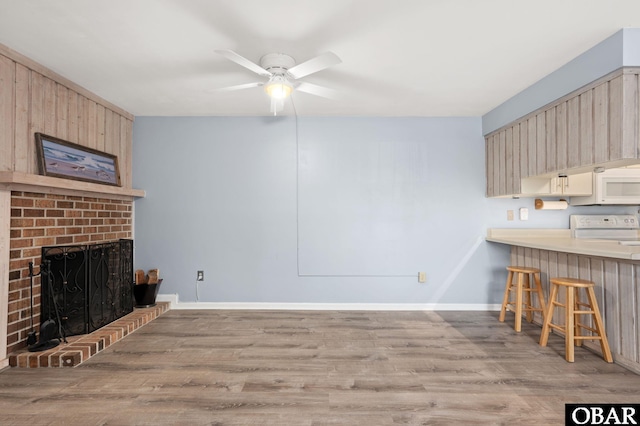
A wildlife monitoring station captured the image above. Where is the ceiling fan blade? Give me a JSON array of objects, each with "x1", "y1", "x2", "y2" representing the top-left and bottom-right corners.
[
  {"x1": 215, "y1": 49, "x2": 272, "y2": 77},
  {"x1": 287, "y1": 52, "x2": 341, "y2": 79},
  {"x1": 295, "y1": 82, "x2": 340, "y2": 99},
  {"x1": 215, "y1": 82, "x2": 264, "y2": 92}
]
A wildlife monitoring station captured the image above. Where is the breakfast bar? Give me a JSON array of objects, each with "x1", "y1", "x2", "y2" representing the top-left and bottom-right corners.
[
  {"x1": 487, "y1": 228, "x2": 640, "y2": 374},
  {"x1": 487, "y1": 228, "x2": 640, "y2": 260}
]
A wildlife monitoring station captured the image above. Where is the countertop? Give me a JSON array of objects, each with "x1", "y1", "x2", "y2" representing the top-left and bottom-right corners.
[{"x1": 486, "y1": 228, "x2": 640, "y2": 260}]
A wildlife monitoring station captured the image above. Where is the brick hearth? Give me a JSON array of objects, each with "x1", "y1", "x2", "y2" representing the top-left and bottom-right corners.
[
  {"x1": 8, "y1": 190, "x2": 133, "y2": 356},
  {"x1": 9, "y1": 302, "x2": 168, "y2": 368}
]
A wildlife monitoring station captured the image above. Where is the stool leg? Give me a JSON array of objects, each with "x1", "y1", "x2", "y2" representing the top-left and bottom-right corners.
[
  {"x1": 565, "y1": 286, "x2": 575, "y2": 362},
  {"x1": 540, "y1": 284, "x2": 557, "y2": 347},
  {"x1": 586, "y1": 287, "x2": 613, "y2": 363},
  {"x1": 533, "y1": 272, "x2": 547, "y2": 323},
  {"x1": 574, "y1": 288, "x2": 583, "y2": 348},
  {"x1": 515, "y1": 273, "x2": 523, "y2": 332},
  {"x1": 524, "y1": 273, "x2": 533, "y2": 323},
  {"x1": 499, "y1": 270, "x2": 513, "y2": 323}
]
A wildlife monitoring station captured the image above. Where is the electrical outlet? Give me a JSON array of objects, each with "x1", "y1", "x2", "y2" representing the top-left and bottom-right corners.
[
  {"x1": 418, "y1": 272, "x2": 426, "y2": 283},
  {"x1": 519, "y1": 208, "x2": 529, "y2": 221},
  {"x1": 197, "y1": 270, "x2": 204, "y2": 281},
  {"x1": 507, "y1": 210, "x2": 514, "y2": 221}
]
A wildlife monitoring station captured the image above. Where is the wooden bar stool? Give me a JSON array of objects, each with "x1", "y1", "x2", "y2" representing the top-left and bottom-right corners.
[
  {"x1": 499, "y1": 266, "x2": 546, "y2": 332},
  {"x1": 539, "y1": 277, "x2": 613, "y2": 363}
]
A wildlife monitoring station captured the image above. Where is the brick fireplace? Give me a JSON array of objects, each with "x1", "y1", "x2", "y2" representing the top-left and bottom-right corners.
[
  {"x1": 8, "y1": 191, "x2": 132, "y2": 356},
  {"x1": 0, "y1": 41, "x2": 144, "y2": 367}
]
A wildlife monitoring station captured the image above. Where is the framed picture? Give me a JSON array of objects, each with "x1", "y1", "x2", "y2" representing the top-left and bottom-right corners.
[{"x1": 35, "y1": 133, "x2": 121, "y2": 186}]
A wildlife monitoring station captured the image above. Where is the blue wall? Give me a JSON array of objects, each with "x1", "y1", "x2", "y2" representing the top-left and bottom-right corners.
[
  {"x1": 132, "y1": 28, "x2": 640, "y2": 307},
  {"x1": 132, "y1": 116, "x2": 626, "y2": 306}
]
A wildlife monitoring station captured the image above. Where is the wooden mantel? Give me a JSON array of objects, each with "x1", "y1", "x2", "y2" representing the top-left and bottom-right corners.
[{"x1": 0, "y1": 171, "x2": 145, "y2": 200}]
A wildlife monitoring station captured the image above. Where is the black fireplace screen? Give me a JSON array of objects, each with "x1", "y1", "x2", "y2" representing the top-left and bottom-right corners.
[{"x1": 41, "y1": 239, "x2": 134, "y2": 337}]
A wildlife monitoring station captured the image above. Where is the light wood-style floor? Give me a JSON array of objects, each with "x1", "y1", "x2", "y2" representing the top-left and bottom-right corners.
[{"x1": 1, "y1": 310, "x2": 639, "y2": 425}]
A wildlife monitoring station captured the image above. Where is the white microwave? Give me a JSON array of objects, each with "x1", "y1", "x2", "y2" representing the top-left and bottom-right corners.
[{"x1": 571, "y1": 168, "x2": 640, "y2": 205}]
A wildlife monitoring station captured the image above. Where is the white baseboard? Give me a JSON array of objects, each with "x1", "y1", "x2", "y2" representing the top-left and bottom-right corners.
[
  {"x1": 156, "y1": 294, "x2": 500, "y2": 311},
  {"x1": 155, "y1": 293, "x2": 178, "y2": 308}
]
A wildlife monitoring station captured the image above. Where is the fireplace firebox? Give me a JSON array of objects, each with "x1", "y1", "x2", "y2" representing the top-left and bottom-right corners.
[{"x1": 40, "y1": 240, "x2": 134, "y2": 337}]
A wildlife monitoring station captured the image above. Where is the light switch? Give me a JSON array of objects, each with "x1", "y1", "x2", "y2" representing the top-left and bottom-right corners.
[
  {"x1": 519, "y1": 208, "x2": 529, "y2": 221},
  {"x1": 507, "y1": 210, "x2": 514, "y2": 221},
  {"x1": 418, "y1": 272, "x2": 426, "y2": 283}
]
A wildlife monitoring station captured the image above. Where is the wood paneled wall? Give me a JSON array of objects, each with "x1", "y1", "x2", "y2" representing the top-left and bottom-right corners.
[
  {"x1": 0, "y1": 43, "x2": 134, "y2": 188},
  {"x1": 510, "y1": 246, "x2": 640, "y2": 373}
]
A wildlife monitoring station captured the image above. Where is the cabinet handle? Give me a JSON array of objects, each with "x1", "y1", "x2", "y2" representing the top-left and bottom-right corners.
[{"x1": 558, "y1": 174, "x2": 568, "y2": 194}]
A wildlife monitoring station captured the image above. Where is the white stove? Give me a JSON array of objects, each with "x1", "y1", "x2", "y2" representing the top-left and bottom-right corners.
[{"x1": 570, "y1": 214, "x2": 640, "y2": 245}]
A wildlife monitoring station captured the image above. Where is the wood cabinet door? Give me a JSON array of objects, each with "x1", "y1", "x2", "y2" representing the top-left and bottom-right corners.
[
  {"x1": 555, "y1": 102, "x2": 568, "y2": 171},
  {"x1": 498, "y1": 131, "x2": 507, "y2": 196},
  {"x1": 536, "y1": 112, "x2": 546, "y2": 175},
  {"x1": 505, "y1": 127, "x2": 514, "y2": 195},
  {"x1": 545, "y1": 108, "x2": 556, "y2": 173},
  {"x1": 485, "y1": 135, "x2": 495, "y2": 197},
  {"x1": 593, "y1": 81, "x2": 609, "y2": 164},
  {"x1": 580, "y1": 89, "x2": 594, "y2": 167},
  {"x1": 511, "y1": 123, "x2": 521, "y2": 194}
]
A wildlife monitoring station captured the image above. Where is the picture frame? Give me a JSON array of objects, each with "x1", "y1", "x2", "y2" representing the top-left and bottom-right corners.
[{"x1": 35, "y1": 133, "x2": 121, "y2": 187}]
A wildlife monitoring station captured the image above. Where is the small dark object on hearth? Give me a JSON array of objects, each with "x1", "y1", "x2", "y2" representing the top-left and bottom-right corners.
[{"x1": 134, "y1": 279, "x2": 163, "y2": 308}]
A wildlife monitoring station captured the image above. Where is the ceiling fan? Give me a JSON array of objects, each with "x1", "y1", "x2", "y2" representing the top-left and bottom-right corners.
[{"x1": 215, "y1": 49, "x2": 342, "y2": 115}]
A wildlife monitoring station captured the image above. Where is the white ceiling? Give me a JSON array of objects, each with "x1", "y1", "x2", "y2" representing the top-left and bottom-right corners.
[{"x1": 1, "y1": 0, "x2": 640, "y2": 117}]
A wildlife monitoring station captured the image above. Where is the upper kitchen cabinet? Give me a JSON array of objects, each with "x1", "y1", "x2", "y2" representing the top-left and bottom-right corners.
[
  {"x1": 486, "y1": 67, "x2": 640, "y2": 198},
  {"x1": 486, "y1": 125, "x2": 521, "y2": 197},
  {"x1": 520, "y1": 173, "x2": 592, "y2": 198}
]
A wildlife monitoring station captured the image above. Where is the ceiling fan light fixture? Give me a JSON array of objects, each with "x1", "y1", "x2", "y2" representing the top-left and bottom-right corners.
[
  {"x1": 264, "y1": 75, "x2": 293, "y2": 99},
  {"x1": 215, "y1": 49, "x2": 341, "y2": 114}
]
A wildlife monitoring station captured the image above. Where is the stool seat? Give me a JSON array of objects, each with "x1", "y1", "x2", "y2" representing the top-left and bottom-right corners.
[
  {"x1": 506, "y1": 266, "x2": 540, "y2": 274},
  {"x1": 547, "y1": 277, "x2": 595, "y2": 288},
  {"x1": 499, "y1": 266, "x2": 546, "y2": 332},
  {"x1": 540, "y1": 277, "x2": 613, "y2": 363}
]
